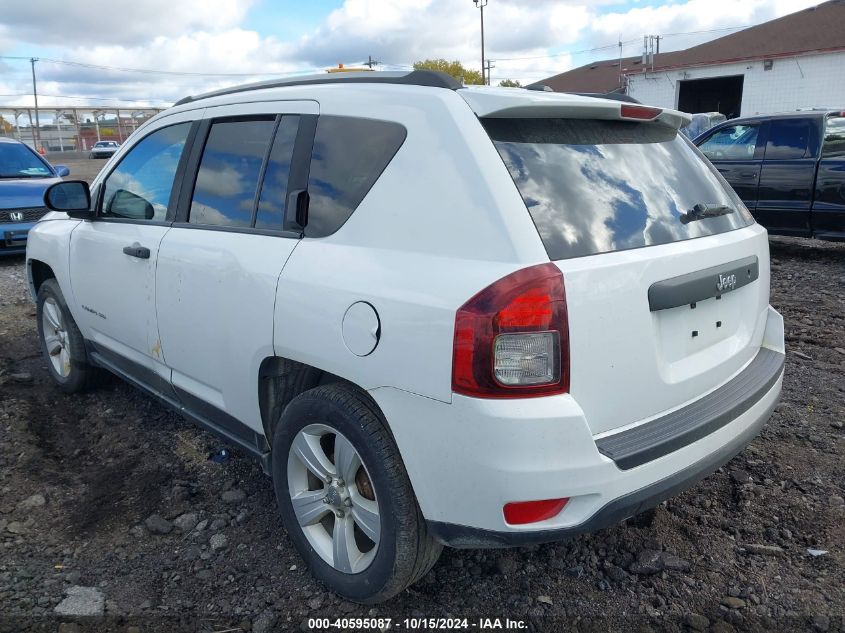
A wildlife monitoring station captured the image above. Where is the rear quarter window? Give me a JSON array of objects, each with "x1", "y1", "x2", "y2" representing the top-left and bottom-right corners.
[
  {"x1": 305, "y1": 116, "x2": 406, "y2": 238},
  {"x1": 483, "y1": 118, "x2": 754, "y2": 260}
]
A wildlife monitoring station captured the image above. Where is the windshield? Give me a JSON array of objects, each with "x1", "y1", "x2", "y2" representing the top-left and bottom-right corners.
[
  {"x1": 0, "y1": 143, "x2": 53, "y2": 178},
  {"x1": 483, "y1": 118, "x2": 754, "y2": 260}
]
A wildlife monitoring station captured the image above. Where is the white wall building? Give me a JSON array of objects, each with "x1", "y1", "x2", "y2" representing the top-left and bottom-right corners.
[
  {"x1": 540, "y1": 0, "x2": 845, "y2": 118},
  {"x1": 627, "y1": 50, "x2": 845, "y2": 117}
]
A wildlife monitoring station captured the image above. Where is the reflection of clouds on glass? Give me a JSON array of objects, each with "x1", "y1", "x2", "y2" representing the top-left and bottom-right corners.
[
  {"x1": 102, "y1": 125, "x2": 189, "y2": 222},
  {"x1": 491, "y1": 121, "x2": 748, "y2": 260},
  {"x1": 190, "y1": 201, "x2": 236, "y2": 226},
  {"x1": 195, "y1": 161, "x2": 246, "y2": 198},
  {"x1": 189, "y1": 119, "x2": 273, "y2": 229},
  {"x1": 304, "y1": 116, "x2": 406, "y2": 238}
]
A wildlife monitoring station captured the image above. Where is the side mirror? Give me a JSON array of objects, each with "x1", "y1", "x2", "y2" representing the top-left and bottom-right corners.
[
  {"x1": 44, "y1": 180, "x2": 93, "y2": 219},
  {"x1": 54, "y1": 165, "x2": 71, "y2": 177},
  {"x1": 110, "y1": 189, "x2": 155, "y2": 220}
]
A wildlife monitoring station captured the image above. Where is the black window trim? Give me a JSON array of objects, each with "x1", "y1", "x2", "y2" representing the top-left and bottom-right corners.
[
  {"x1": 251, "y1": 116, "x2": 283, "y2": 228},
  {"x1": 173, "y1": 113, "x2": 310, "y2": 239},
  {"x1": 94, "y1": 119, "x2": 199, "y2": 226},
  {"x1": 284, "y1": 114, "x2": 318, "y2": 233}
]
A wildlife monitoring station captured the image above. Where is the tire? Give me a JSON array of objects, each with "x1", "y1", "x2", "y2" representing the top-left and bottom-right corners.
[
  {"x1": 36, "y1": 278, "x2": 98, "y2": 393},
  {"x1": 272, "y1": 383, "x2": 442, "y2": 603}
]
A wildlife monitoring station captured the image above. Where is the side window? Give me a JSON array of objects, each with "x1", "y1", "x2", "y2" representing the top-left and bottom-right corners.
[
  {"x1": 102, "y1": 122, "x2": 190, "y2": 221},
  {"x1": 698, "y1": 124, "x2": 759, "y2": 161},
  {"x1": 190, "y1": 118, "x2": 275, "y2": 228},
  {"x1": 306, "y1": 115, "x2": 407, "y2": 238},
  {"x1": 765, "y1": 119, "x2": 811, "y2": 160},
  {"x1": 822, "y1": 116, "x2": 845, "y2": 158},
  {"x1": 255, "y1": 116, "x2": 299, "y2": 230}
]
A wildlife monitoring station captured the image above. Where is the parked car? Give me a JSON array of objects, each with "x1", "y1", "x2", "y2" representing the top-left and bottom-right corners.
[
  {"x1": 0, "y1": 138, "x2": 70, "y2": 256},
  {"x1": 89, "y1": 140, "x2": 120, "y2": 159},
  {"x1": 27, "y1": 71, "x2": 785, "y2": 603},
  {"x1": 695, "y1": 110, "x2": 845, "y2": 240},
  {"x1": 680, "y1": 111, "x2": 727, "y2": 139}
]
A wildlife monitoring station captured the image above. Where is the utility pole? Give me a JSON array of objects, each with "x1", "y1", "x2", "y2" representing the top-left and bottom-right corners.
[
  {"x1": 655, "y1": 35, "x2": 661, "y2": 54},
  {"x1": 30, "y1": 58, "x2": 41, "y2": 150},
  {"x1": 473, "y1": 0, "x2": 488, "y2": 84},
  {"x1": 364, "y1": 55, "x2": 380, "y2": 69},
  {"x1": 484, "y1": 59, "x2": 495, "y2": 86}
]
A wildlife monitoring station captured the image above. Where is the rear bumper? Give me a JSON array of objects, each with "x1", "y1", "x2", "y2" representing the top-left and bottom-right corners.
[
  {"x1": 370, "y1": 306, "x2": 785, "y2": 546},
  {"x1": 427, "y1": 377, "x2": 778, "y2": 547}
]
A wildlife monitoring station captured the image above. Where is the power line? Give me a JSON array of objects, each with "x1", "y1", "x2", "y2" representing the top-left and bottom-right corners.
[
  {"x1": 1, "y1": 24, "x2": 752, "y2": 77},
  {"x1": 0, "y1": 93, "x2": 166, "y2": 104},
  {"x1": 482, "y1": 23, "x2": 753, "y2": 64},
  {"x1": 0, "y1": 55, "x2": 329, "y2": 78},
  {"x1": 495, "y1": 40, "x2": 637, "y2": 62},
  {"x1": 660, "y1": 24, "x2": 750, "y2": 38}
]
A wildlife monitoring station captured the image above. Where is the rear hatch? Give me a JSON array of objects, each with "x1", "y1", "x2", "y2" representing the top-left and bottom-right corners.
[{"x1": 479, "y1": 103, "x2": 769, "y2": 436}]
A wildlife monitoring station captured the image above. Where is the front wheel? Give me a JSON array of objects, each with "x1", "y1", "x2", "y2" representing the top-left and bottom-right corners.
[
  {"x1": 36, "y1": 279, "x2": 98, "y2": 392},
  {"x1": 272, "y1": 383, "x2": 441, "y2": 603}
]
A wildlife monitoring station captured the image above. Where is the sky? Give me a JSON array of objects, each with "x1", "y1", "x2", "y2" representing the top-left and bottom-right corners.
[{"x1": 0, "y1": 0, "x2": 824, "y2": 113}]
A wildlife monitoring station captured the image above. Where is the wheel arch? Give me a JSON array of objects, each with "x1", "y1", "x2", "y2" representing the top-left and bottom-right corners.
[
  {"x1": 258, "y1": 356, "x2": 365, "y2": 441},
  {"x1": 27, "y1": 258, "x2": 56, "y2": 300}
]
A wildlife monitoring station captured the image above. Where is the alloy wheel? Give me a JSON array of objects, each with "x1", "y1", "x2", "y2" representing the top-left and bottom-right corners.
[
  {"x1": 287, "y1": 423, "x2": 380, "y2": 573},
  {"x1": 42, "y1": 297, "x2": 71, "y2": 378}
]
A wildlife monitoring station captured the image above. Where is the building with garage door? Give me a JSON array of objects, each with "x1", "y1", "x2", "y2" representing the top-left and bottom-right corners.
[{"x1": 536, "y1": 0, "x2": 845, "y2": 117}]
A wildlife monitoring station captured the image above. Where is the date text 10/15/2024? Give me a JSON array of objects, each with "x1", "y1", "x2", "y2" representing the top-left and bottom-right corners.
[{"x1": 307, "y1": 617, "x2": 528, "y2": 630}]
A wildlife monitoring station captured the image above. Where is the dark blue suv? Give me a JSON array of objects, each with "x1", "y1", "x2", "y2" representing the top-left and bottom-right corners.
[{"x1": 0, "y1": 138, "x2": 70, "y2": 256}]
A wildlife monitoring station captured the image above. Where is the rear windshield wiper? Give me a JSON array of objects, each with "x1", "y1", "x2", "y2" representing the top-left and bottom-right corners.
[{"x1": 680, "y1": 203, "x2": 734, "y2": 224}]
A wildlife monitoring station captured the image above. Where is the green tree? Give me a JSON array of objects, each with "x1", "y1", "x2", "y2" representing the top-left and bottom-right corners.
[
  {"x1": 498, "y1": 79, "x2": 522, "y2": 88},
  {"x1": 413, "y1": 59, "x2": 484, "y2": 85}
]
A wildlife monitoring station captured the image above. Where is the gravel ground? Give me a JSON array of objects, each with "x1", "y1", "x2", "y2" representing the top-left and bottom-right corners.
[{"x1": 0, "y1": 235, "x2": 843, "y2": 633}]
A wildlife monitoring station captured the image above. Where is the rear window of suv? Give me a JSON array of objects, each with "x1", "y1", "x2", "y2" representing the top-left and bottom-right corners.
[{"x1": 483, "y1": 118, "x2": 754, "y2": 260}]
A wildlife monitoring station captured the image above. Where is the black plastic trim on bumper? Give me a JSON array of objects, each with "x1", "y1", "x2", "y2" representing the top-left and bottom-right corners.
[
  {"x1": 648, "y1": 255, "x2": 758, "y2": 311},
  {"x1": 596, "y1": 347, "x2": 784, "y2": 470},
  {"x1": 426, "y1": 375, "x2": 780, "y2": 549}
]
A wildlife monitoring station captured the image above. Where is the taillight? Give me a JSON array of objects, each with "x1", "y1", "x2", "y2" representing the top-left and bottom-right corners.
[
  {"x1": 504, "y1": 498, "x2": 569, "y2": 525},
  {"x1": 452, "y1": 262, "x2": 569, "y2": 398},
  {"x1": 620, "y1": 104, "x2": 661, "y2": 120}
]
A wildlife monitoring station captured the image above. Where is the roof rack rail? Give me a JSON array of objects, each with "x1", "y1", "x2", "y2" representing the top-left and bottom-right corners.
[{"x1": 174, "y1": 70, "x2": 462, "y2": 106}]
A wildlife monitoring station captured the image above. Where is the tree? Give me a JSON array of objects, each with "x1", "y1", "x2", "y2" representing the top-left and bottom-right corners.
[
  {"x1": 498, "y1": 79, "x2": 522, "y2": 88},
  {"x1": 413, "y1": 59, "x2": 484, "y2": 85}
]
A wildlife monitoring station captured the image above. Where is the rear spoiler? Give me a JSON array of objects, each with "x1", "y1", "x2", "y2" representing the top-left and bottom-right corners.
[{"x1": 458, "y1": 87, "x2": 691, "y2": 130}]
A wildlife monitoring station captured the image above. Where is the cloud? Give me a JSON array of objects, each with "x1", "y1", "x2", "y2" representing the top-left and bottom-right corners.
[
  {"x1": 591, "y1": 0, "x2": 821, "y2": 50},
  {"x1": 0, "y1": 0, "x2": 827, "y2": 109},
  {"x1": 289, "y1": 0, "x2": 589, "y2": 70},
  {"x1": 0, "y1": 0, "x2": 255, "y2": 47}
]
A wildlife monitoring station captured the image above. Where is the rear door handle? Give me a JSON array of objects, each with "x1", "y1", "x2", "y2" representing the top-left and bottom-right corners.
[
  {"x1": 123, "y1": 243, "x2": 150, "y2": 259},
  {"x1": 739, "y1": 172, "x2": 758, "y2": 180}
]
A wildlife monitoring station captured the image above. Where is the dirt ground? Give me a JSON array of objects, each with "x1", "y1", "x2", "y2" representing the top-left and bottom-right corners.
[
  {"x1": 52, "y1": 158, "x2": 107, "y2": 185},
  {"x1": 0, "y1": 215, "x2": 843, "y2": 631}
]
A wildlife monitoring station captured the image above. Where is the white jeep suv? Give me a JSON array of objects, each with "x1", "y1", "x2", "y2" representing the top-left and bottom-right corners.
[{"x1": 26, "y1": 71, "x2": 785, "y2": 603}]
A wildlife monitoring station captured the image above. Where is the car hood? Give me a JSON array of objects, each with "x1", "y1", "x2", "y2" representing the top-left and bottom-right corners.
[{"x1": 0, "y1": 177, "x2": 62, "y2": 209}]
